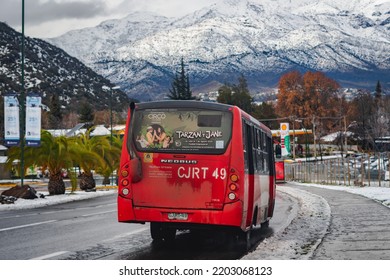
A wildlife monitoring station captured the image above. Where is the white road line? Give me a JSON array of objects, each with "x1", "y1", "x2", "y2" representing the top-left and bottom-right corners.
[
  {"x1": 81, "y1": 210, "x2": 116, "y2": 217},
  {"x1": 0, "y1": 220, "x2": 57, "y2": 232},
  {"x1": 1, "y1": 204, "x2": 117, "y2": 220},
  {"x1": 30, "y1": 251, "x2": 69, "y2": 260},
  {"x1": 102, "y1": 227, "x2": 149, "y2": 242},
  {"x1": 0, "y1": 213, "x2": 38, "y2": 220}
]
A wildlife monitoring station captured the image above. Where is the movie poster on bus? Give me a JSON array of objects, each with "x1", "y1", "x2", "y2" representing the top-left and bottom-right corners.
[
  {"x1": 25, "y1": 92, "x2": 42, "y2": 147},
  {"x1": 133, "y1": 110, "x2": 232, "y2": 153},
  {"x1": 3, "y1": 92, "x2": 20, "y2": 146}
]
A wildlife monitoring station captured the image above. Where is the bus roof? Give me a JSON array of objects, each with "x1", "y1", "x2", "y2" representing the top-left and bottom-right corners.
[{"x1": 134, "y1": 100, "x2": 233, "y2": 111}]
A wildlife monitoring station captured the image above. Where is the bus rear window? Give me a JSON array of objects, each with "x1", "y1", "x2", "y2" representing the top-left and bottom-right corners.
[
  {"x1": 131, "y1": 109, "x2": 232, "y2": 154},
  {"x1": 198, "y1": 115, "x2": 222, "y2": 127}
]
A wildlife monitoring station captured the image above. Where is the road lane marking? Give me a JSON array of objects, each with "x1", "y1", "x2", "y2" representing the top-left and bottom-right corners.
[
  {"x1": 0, "y1": 213, "x2": 38, "y2": 220},
  {"x1": 81, "y1": 210, "x2": 116, "y2": 217},
  {"x1": 0, "y1": 203, "x2": 117, "y2": 220},
  {"x1": 0, "y1": 220, "x2": 57, "y2": 232},
  {"x1": 102, "y1": 226, "x2": 149, "y2": 242},
  {"x1": 30, "y1": 251, "x2": 69, "y2": 260}
]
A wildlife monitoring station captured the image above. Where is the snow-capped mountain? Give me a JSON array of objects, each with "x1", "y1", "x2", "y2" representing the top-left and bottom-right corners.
[{"x1": 49, "y1": 0, "x2": 390, "y2": 101}]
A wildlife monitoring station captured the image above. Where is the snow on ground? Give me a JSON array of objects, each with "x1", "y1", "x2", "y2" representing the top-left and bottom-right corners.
[
  {"x1": 244, "y1": 185, "x2": 331, "y2": 260},
  {"x1": 0, "y1": 189, "x2": 116, "y2": 211},
  {"x1": 297, "y1": 183, "x2": 390, "y2": 208},
  {"x1": 244, "y1": 183, "x2": 390, "y2": 260}
]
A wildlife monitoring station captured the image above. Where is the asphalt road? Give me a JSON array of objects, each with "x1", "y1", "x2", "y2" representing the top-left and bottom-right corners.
[
  {"x1": 2, "y1": 184, "x2": 389, "y2": 260},
  {"x1": 0, "y1": 194, "x2": 143, "y2": 260},
  {"x1": 0, "y1": 191, "x2": 296, "y2": 260}
]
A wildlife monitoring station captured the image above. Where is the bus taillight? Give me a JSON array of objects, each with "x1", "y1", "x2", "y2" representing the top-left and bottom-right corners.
[
  {"x1": 230, "y1": 174, "x2": 239, "y2": 182},
  {"x1": 120, "y1": 166, "x2": 130, "y2": 196},
  {"x1": 229, "y1": 183, "x2": 238, "y2": 191},
  {"x1": 122, "y1": 187, "x2": 130, "y2": 196},
  {"x1": 122, "y1": 179, "x2": 129, "y2": 186},
  {"x1": 228, "y1": 171, "x2": 239, "y2": 200}
]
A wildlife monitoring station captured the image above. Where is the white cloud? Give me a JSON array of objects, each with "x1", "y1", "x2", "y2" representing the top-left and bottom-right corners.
[{"x1": 2, "y1": 0, "x2": 221, "y2": 38}]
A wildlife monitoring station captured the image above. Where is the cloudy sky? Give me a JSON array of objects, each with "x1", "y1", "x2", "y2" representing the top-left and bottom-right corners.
[{"x1": 1, "y1": 0, "x2": 220, "y2": 38}]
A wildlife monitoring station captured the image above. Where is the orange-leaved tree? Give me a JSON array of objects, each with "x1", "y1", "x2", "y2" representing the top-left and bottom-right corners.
[{"x1": 276, "y1": 71, "x2": 340, "y2": 131}]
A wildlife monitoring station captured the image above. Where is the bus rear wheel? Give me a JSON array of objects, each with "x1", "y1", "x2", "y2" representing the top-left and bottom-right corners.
[
  {"x1": 237, "y1": 229, "x2": 252, "y2": 251},
  {"x1": 150, "y1": 222, "x2": 176, "y2": 242},
  {"x1": 261, "y1": 220, "x2": 270, "y2": 229}
]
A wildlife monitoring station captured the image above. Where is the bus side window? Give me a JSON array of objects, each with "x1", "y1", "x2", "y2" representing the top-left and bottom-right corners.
[
  {"x1": 243, "y1": 121, "x2": 254, "y2": 175},
  {"x1": 267, "y1": 137, "x2": 275, "y2": 175},
  {"x1": 262, "y1": 131, "x2": 268, "y2": 173},
  {"x1": 253, "y1": 127, "x2": 259, "y2": 173},
  {"x1": 264, "y1": 133, "x2": 271, "y2": 173},
  {"x1": 243, "y1": 121, "x2": 248, "y2": 172},
  {"x1": 256, "y1": 129, "x2": 262, "y2": 173}
]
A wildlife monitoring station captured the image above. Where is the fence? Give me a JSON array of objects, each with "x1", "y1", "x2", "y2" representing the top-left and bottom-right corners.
[{"x1": 284, "y1": 152, "x2": 390, "y2": 187}]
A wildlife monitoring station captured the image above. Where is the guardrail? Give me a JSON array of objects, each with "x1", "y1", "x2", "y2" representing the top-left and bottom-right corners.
[{"x1": 284, "y1": 152, "x2": 390, "y2": 187}]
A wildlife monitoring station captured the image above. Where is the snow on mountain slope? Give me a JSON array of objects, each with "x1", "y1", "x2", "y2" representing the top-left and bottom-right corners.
[
  {"x1": 49, "y1": 0, "x2": 390, "y2": 101},
  {"x1": 0, "y1": 22, "x2": 128, "y2": 112}
]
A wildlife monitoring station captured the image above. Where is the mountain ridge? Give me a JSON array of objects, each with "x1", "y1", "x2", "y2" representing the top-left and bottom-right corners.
[
  {"x1": 0, "y1": 22, "x2": 129, "y2": 112},
  {"x1": 46, "y1": 0, "x2": 390, "y2": 100}
]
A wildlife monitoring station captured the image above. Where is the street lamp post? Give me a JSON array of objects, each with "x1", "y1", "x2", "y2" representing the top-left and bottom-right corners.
[
  {"x1": 294, "y1": 119, "x2": 302, "y2": 159},
  {"x1": 102, "y1": 85, "x2": 120, "y2": 185},
  {"x1": 20, "y1": 0, "x2": 26, "y2": 187}
]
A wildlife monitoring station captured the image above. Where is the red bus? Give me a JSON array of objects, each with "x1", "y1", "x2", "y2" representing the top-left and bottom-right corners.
[{"x1": 118, "y1": 101, "x2": 276, "y2": 246}]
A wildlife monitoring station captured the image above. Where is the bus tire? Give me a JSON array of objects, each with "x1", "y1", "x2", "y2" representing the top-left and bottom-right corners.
[
  {"x1": 150, "y1": 222, "x2": 176, "y2": 242},
  {"x1": 237, "y1": 229, "x2": 251, "y2": 251},
  {"x1": 261, "y1": 220, "x2": 270, "y2": 229}
]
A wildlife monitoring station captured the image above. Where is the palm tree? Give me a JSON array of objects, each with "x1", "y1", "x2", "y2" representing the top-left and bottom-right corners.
[
  {"x1": 95, "y1": 134, "x2": 122, "y2": 186},
  {"x1": 70, "y1": 130, "x2": 108, "y2": 191},
  {"x1": 6, "y1": 130, "x2": 77, "y2": 195}
]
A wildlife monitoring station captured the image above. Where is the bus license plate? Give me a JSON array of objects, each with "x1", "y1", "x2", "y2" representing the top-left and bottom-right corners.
[{"x1": 167, "y1": 213, "x2": 188, "y2": 220}]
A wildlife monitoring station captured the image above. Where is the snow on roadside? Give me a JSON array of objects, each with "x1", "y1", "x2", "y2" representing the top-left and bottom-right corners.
[
  {"x1": 243, "y1": 185, "x2": 331, "y2": 260},
  {"x1": 0, "y1": 190, "x2": 116, "y2": 211},
  {"x1": 245, "y1": 182, "x2": 390, "y2": 260},
  {"x1": 292, "y1": 182, "x2": 390, "y2": 208}
]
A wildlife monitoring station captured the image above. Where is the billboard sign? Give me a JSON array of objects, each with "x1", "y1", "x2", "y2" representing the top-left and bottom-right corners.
[
  {"x1": 25, "y1": 92, "x2": 42, "y2": 147},
  {"x1": 280, "y1": 122, "x2": 291, "y2": 157},
  {"x1": 4, "y1": 92, "x2": 20, "y2": 146}
]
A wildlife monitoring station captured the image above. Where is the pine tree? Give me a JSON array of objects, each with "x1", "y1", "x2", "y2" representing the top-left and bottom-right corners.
[
  {"x1": 168, "y1": 58, "x2": 193, "y2": 100},
  {"x1": 232, "y1": 75, "x2": 253, "y2": 113},
  {"x1": 375, "y1": 80, "x2": 382, "y2": 99},
  {"x1": 217, "y1": 84, "x2": 234, "y2": 105},
  {"x1": 217, "y1": 75, "x2": 253, "y2": 113},
  {"x1": 79, "y1": 101, "x2": 94, "y2": 129},
  {"x1": 48, "y1": 94, "x2": 63, "y2": 129}
]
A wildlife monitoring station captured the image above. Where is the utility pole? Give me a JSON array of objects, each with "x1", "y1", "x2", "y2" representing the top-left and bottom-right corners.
[
  {"x1": 292, "y1": 116, "x2": 296, "y2": 159},
  {"x1": 102, "y1": 85, "x2": 120, "y2": 185},
  {"x1": 313, "y1": 115, "x2": 316, "y2": 160},
  {"x1": 344, "y1": 116, "x2": 347, "y2": 152}
]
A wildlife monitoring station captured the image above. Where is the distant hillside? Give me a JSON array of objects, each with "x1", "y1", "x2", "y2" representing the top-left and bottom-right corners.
[{"x1": 0, "y1": 22, "x2": 129, "y2": 112}]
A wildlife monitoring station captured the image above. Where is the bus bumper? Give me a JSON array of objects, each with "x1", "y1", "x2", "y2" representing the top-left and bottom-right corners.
[{"x1": 118, "y1": 196, "x2": 243, "y2": 228}]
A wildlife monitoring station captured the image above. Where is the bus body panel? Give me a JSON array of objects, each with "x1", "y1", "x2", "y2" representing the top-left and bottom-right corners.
[
  {"x1": 131, "y1": 152, "x2": 230, "y2": 210},
  {"x1": 118, "y1": 198, "x2": 243, "y2": 227},
  {"x1": 118, "y1": 101, "x2": 275, "y2": 233}
]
